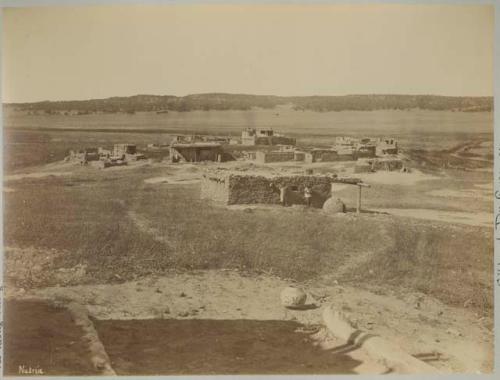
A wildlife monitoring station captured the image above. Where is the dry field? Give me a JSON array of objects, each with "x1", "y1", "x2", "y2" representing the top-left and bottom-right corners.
[{"x1": 2, "y1": 109, "x2": 494, "y2": 374}]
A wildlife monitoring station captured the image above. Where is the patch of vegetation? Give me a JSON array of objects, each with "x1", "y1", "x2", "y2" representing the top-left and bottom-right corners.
[
  {"x1": 4, "y1": 168, "x2": 493, "y2": 315},
  {"x1": 345, "y1": 219, "x2": 492, "y2": 315},
  {"x1": 3, "y1": 129, "x2": 170, "y2": 172}
]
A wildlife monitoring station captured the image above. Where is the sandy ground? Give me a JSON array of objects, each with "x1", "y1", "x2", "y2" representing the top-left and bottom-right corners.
[
  {"x1": 4, "y1": 171, "x2": 72, "y2": 182},
  {"x1": 4, "y1": 161, "x2": 76, "y2": 181},
  {"x1": 356, "y1": 170, "x2": 440, "y2": 186},
  {"x1": 426, "y1": 189, "x2": 491, "y2": 201},
  {"x1": 7, "y1": 270, "x2": 492, "y2": 374},
  {"x1": 144, "y1": 176, "x2": 200, "y2": 185},
  {"x1": 426, "y1": 183, "x2": 492, "y2": 201},
  {"x1": 373, "y1": 208, "x2": 491, "y2": 228}
]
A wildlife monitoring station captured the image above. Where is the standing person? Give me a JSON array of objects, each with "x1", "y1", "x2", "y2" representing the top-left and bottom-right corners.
[
  {"x1": 270, "y1": 183, "x2": 288, "y2": 206},
  {"x1": 304, "y1": 186, "x2": 312, "y2": 207},
  {"x1": 279, "y1": 185, "x2": 289, "y2": 206}
]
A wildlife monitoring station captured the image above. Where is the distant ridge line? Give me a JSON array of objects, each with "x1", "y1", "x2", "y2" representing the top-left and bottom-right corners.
[{"x1": 5, "y1": 93, "x2": 493, "y2": 113}]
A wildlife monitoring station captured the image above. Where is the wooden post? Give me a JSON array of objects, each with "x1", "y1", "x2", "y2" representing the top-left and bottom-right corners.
[{"x1": 357, "y1": 185, "x2": 362, "y2": 214}]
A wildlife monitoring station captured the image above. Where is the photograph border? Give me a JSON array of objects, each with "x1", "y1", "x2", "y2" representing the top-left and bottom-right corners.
[{"x1": 0, "y1": 0, "x2": 497, "y2": 379}]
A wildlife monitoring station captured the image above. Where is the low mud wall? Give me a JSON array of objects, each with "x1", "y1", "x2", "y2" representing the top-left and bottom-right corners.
[
  {"x1": 308, "y1": 151, "x2": 356, "y2": 163},
  {"x1": 227, "y1": 175, "x2": 332, "y2": 208},
  {"x1": 371, "y1": 158, "x2": 403, "y2": 171}
]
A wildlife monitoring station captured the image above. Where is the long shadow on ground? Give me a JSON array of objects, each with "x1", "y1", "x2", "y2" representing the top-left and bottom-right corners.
[
  {"x1": 94, "y1": 318, "x2": 362, "y2": 375},
  {"x1": 3, "y1": 300, "x2": 99, "y2": 376}
]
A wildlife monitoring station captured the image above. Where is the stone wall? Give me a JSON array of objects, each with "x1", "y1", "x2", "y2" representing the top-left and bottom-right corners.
[
  {"x1": 308, "y1": 150, "x2": 356, "y2": 163},
  {"x1": 313, "y1": 150, "x2": 340, "y2": 162},
  {"x1": 227, "y1": 174, "x2": 332, "y2": 208},
  {"x1": 371, "y1": 158, "x2": 404, "y2": 171}
]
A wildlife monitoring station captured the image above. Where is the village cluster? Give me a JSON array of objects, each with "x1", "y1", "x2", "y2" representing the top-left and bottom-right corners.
[
  {"x1": 67, "y1": 143, "x2": 147, "y2": 168},
  {"x1": 66, "y1": 128, "x2": 405, "y2": 212},
  {"x1": 69, "y1": 128, "x2": 401, "y2": 166}
]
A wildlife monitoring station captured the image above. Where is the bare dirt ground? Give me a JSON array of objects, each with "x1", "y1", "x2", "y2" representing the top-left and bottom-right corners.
[
  {"x1": 6, "y1": 269, "x2": 492, "y2": 374},
  {"x1": 426, "y1": 188, "x2": 491, "y2": 201},
  {"x1": 4, "y1": 170, "x2": 73, "y2": 182},
  {"x1": 356, "y1": 169, "x2": 440, "y2": 186}
]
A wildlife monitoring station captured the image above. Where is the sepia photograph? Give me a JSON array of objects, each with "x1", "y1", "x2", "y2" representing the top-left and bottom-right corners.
[{"x1": 0, "y1": 1, "x2": 496, "y2": 376}]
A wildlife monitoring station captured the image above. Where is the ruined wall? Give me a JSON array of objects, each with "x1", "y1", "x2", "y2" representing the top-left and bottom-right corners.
[
  {"x1": 336, "y1": 153, "x2": 356, "y2": 161},
  {"x1": 171, "y1": 146, "x2": 222, "y2": 162},
  {"x1": 255, "y1": 151, "x2": 295, "y2": 164},
  {"x1": 241, "y1": 136, "x2": 256, "y2": 146},
  {"x1": 376, "y1": 146, "x2": 398, "y2": 156},
  {"x1": 313, "y1": 151, "x2": 340, "y2": 162},
  {"x1": 308, "y1": 150, "x2": 355, "y2": 163},
  {"x1": 294, "y1": 151, "x2": 306, "y2": 161},
  {"x1": 372, "y1": 158, "x2": 403, "y2": 171},
  {"x1": 357, "y1": 146, "x2": 376, "y2": 158},
  {"x1": 114, "y1": 144, "x2": 136, "y2": 156},
  {"x1": 227, "y1": 175, "x2": 332, "y2": 208}
]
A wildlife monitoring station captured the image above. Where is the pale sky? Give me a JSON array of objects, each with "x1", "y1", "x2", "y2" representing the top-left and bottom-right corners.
[{"x1": 2, "y1": 3, "x2": 494, "y2": 103}]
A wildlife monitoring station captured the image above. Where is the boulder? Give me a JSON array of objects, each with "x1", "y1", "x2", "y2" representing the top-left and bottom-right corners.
[
  {"x1": 323, "y1": 197, "x2": 346, "y2": 213},
  {"x1": 280, "y1": 286, "x2": 307, "y2": 308}
]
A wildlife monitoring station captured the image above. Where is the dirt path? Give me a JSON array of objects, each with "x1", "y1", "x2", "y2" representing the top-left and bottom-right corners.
[
  {"x1": 372, "y1": 208, "x2": 491, "y2": 228},
  {"x1": 127, "y1": 211, "x2": 174, "y2": 247},
  {"x1": 10, "y1": 270, "x2": 491, "y2": 374}
]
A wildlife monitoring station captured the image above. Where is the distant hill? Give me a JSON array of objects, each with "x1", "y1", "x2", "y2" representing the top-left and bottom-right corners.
[{"x1": 5, "y1": 93, "x2": 493, "y2": 114}]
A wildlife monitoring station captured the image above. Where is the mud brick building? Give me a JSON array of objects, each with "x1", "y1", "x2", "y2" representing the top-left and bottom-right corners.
[
  {"x1": 241, "y1": 128, "x2": 296, "y2": 146},
  {"x1": 255, "y1": 150, "x2": 295, "y2": 164},
  {"x1": 113, "y1": 144, "x2": 137, "y2": 157},
  {"x1": 201, "y1": 171, "x2": 334, "y2": 208},
  {"x1": 69, "y1": 148, "x2": 99, "y2": 164},
  {"x1": 170, "y1": 142, "x2": 227, "y2": 163},
  {"x1": 376, "y1": 138, "x2": 398, "y2": 155},
  {"x1": 305, "y1": 148, "x2": 356, "y2": 163}
]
